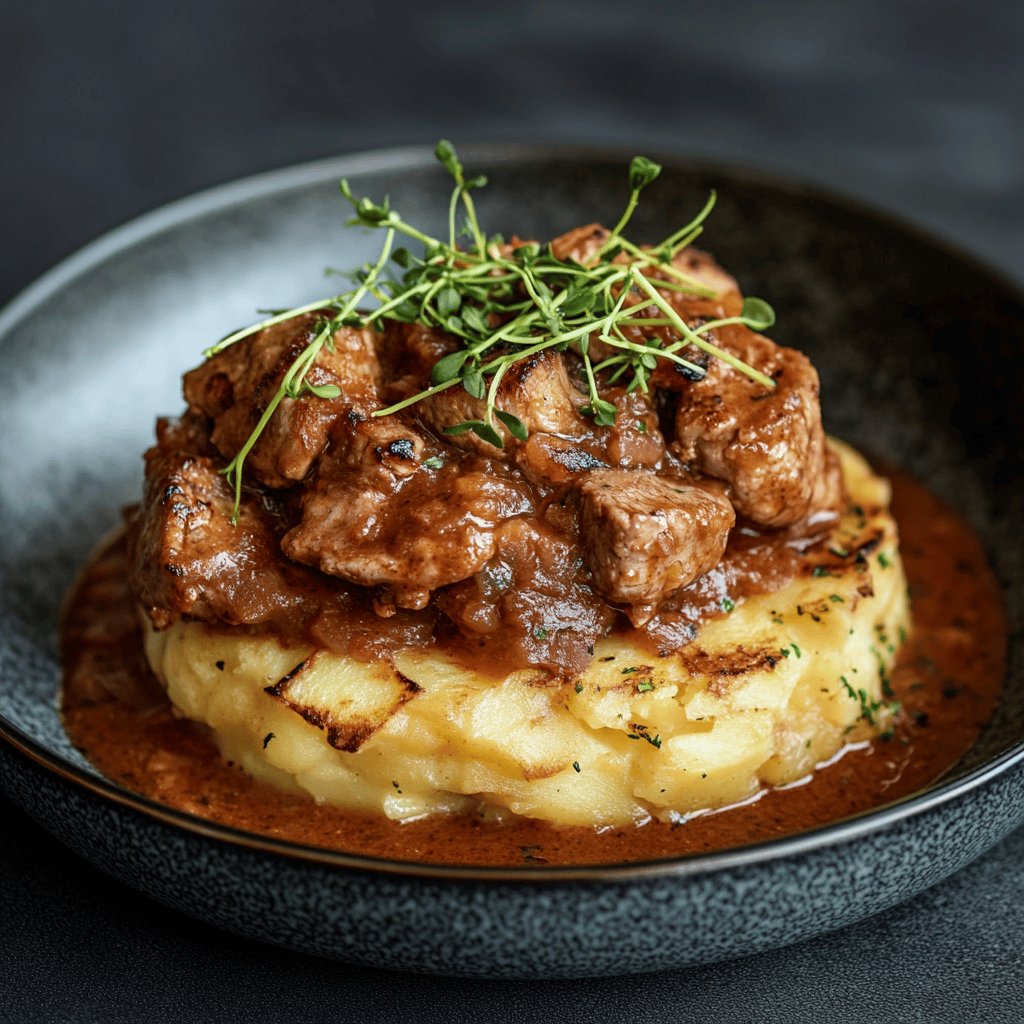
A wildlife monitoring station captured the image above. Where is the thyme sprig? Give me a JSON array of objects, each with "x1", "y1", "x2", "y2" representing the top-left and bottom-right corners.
[{"x1": 206, "y1": 141, "x2": 777, "y2": 521}]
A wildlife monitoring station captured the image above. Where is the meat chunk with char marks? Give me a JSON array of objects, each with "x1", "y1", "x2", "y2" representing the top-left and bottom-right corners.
[
  {"x1": 184, "y1": 313, "x2": 381, "y2": 488},
  {"x1": 672, "y1": 324, "x2": 838, "y2": 530},
  {"x1": 548, "y1": 222, "x2": 741, "y2": 320},
  {"x1": 130, "y1": 432, "x2": 317, "y2": 630},
  {"x1": 376, "y1": 321, "x2": 460, "y2": 403},
  {"x1": 669, "y1": 247, "x2": 743, "y2": 318},
  {"x1": 437, "y1": 518, "x2": 615, "y2": 674},
  {"x1": 513, "y1": 388, "x2": 665, "y2": 489},
  {"x1": 579, "y1": 470, "x2": 736, "y2": 626},
  {"x1": 282, "y1": 417, "x2": 534, "y2": 610},
  {"x1": 549, "y1": 223, "x2": 610, "y2": 265},
  {"x1": 417, "y1": 349, "x2": 587, "y2": 455}
]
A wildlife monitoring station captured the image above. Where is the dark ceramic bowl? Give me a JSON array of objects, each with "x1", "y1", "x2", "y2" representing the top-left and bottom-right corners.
[{"x1": 0, "y1": 145, "x2": 1021, "y2": 979}]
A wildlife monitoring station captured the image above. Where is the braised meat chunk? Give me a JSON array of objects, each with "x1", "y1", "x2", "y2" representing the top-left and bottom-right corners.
[
  {"x1": 130, "y1": 440, "x2": 314, "y2": 629},
  {"x1": 416, "y1": 349, "x2": 587, "y2": 455},
  {"x1": 282, "y1": 418, "x2": 534, "y2": 610},
  {"x1": 129, "y1": 184, "x2": 841, "y2": 676},
  {"x1": 436, "y1": 518, "x2": 615, "y2": 673},
  {"x1": 672, "y1": 325, "x2": 837, "y2": 529},
  {"x1": 184, "y1": 314, "x2": 381, "y2": 488},
  {"x1": 579, "y1": 471, "x2": 735, "y2": 625}
]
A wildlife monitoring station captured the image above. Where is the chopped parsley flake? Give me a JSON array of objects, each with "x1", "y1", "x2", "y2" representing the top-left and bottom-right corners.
[
  {"x1": 262, "y1": 732, "x2": 275, "y2": 749},
  {"x1": 878, "y1": 552, "x2": 892, "y2": 568},
  {"x1": 627, "y1": 728, "x2": 662, "y2": 749},
  {"x1": 421, "y1": 455, "x2": 445, "y2": 470},
  {"x1": 636, "y1": 680, "x2": 655, "y2": 693},
  {"x1": 721, "y1": 597, "x2": 735, "y2": 613},
  {"x1": 572, "y1": 761, "x2": 581, "y2": 773},
  {"x1": 840, "y1": 674, "x2": 900, "y2": 727}
]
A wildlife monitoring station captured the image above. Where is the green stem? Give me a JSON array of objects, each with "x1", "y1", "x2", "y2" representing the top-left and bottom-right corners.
[
  {"x1": 222, "y1": 228, "x2": 397, "y2": 520},
  {"x1": 605, "y1": 187, "x2": 642, "y2": 244},
  {"x1": 204, "y1": 296, "x2": 344, "y2": 358},
  {"x1": 630, "y1": 269, "x2": 775, "y2": 389}
]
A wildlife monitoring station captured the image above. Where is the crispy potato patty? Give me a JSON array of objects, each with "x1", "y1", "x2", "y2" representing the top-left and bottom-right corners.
[{"x1": 143, "y1": 441, "x2": 909, "y2": 827}]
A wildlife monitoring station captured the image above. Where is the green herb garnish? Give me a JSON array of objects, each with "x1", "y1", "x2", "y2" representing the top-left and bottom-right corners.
[
  {"x1": 627, "y1": 728, "x2": 663, "y2": 749},
  {"x1": 208, "y1": 142, "x2": 776, "y2": 521},
  {"x1": 840, "y1": 674, "x2": 901, "y2": 727}
]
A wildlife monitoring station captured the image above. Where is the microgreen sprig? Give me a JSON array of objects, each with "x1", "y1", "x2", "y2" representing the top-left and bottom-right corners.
[{"x1": 204, "y1": 143, "x2": 777, "y2": 521}]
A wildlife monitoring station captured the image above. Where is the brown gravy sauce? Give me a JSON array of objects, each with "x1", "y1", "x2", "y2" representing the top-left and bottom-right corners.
[{"x1": 61, "y1": 469, "x2": 1007, "y2": 866}]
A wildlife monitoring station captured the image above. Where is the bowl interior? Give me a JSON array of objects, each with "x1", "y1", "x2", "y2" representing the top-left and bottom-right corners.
[{"x1": 1, "y1": 146, "x2": 1021, "y2": 851}]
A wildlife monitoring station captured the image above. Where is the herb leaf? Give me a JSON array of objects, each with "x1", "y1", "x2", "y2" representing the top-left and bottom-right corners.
[
  {"x1": 206, "y1": 145, "x2": 777, "y2": 522},
  {"x1": 495, "y1": 410, "x2": 528, "y2": 441}
]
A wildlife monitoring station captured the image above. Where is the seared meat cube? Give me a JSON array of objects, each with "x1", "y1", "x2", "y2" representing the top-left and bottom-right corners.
[
  {"x1": 604, "y1": 389, "x2": 666, "y2": 469},
  {"x1": 579, "y1": 470, "x2": 735, "y2": 624},
  {"x1": 378, "y1": 321, "x2": 461, "y2": 382},
  {"x1": 184, "y1": 313, "x2": 381, "y2": 488},
  {"x1": 549, "y1": 223, "x2": 610, "y2": 265},
  {"x1": 130, "y1": 445, "x2": 310, "y2": 629},
  {"x1": 513, "y1": 390, "x2": 663, "y2": 488},
  {"x1": 282, "y1": 418, "x2": 533, "y2": 610},
  {"x1": 793, "y1": 442, "x2": 845, "y2": 542},
  {"x1": 672, "y1": 325, "x2": 837, "y2": 529},
  {"x1": 669, "y1": 246, "x2": 744, "y2": 317},
  {"x1": 516, "y1": 434, "x2": 609, "y2": 488},
  {"x1": 417, "y1": 350, "x2": 587, "y2": 455},
  {"x1": 436, "y1": 518, "x2": 615, "y2": 674}
]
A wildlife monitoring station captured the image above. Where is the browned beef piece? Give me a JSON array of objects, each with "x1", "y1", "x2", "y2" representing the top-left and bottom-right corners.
[
  {"x1": 416, "y1": 350, "x2": 587, "y2": 455},
  {"x1": 513, "y1": 389, "x2": 664, "y2": 489},
  {"x1": 515, "y1": 434, "x2": 610, "y2": 488},
  {"x1": 129, "y1": 222, "x2": 846, "y2": 664},
  {"x1": 130, "y1": 441, "x2": 317, "y2": 629},
  {"x1": 669, "y1": 247, "x2": 744, "y2": 317},
  {"x1": 436, "y1": 518, "x2": 616, "y2": 673},
  {"x1": 378, "y1": 321, "x2": 460, "y2": 382},
  {"x1": 282, "y1": 417, "x2": 534, "y2": 610},
  {"x1": 183, "y1": 313, "x2": 381, "y2": 488},
  {"x1": 603, "y1": 389, "x2": 666, "y2": 468},
  {"x1": 791, "y1": 442, "x2": 845, "y2": 542},
  {"x1": 671, "y1": 324, "x2": 836, "y2": 529},
  {"x1": 549, "y1": 222, "x2": 610, "y2": 265},
  {"x1": 578, "y1": 470, "x2": 736, "y2": 625}
]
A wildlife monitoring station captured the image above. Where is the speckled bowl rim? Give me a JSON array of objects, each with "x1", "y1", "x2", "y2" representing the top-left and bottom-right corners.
[{"x1": 1, "y1": 142, "x2": 1021, "y2": 883}]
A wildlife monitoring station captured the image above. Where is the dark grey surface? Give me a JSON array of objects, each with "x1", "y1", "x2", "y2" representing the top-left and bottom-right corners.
[
  {"x1": 3, "y1": 798, "x2": 1023, "y2": 1023},
  {"x1": 1, "y1": 0, "x2": 1022, "y2": 1020}
]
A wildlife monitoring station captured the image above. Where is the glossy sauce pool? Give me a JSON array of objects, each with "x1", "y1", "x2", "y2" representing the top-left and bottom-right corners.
[{"x1": 61, "y1": 469, "x2": 1007, "y2": 866}]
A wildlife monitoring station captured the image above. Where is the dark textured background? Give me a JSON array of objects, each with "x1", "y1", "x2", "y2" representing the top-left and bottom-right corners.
[{"x1": 1, "y1": 0, "x2": 1022, "y2": 1020}]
